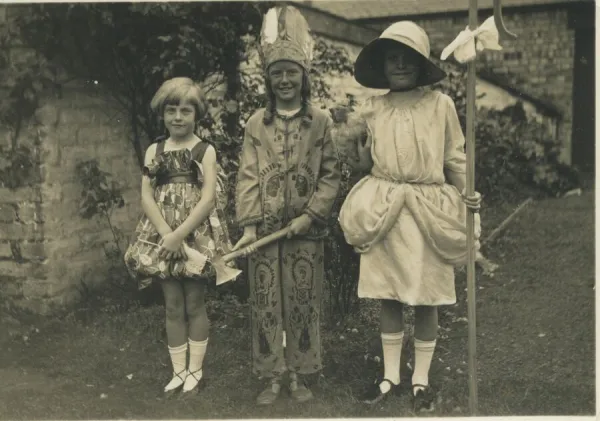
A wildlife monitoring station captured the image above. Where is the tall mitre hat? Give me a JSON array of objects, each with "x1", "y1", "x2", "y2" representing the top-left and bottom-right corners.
[{"x1": 260, "y1": 5, "x2": 314, "y2": 71}]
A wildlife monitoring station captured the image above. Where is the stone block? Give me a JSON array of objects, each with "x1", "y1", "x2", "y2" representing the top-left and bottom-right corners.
[
  {"x1": 39, "y1": 163, "x2": 75, "y2": 185},
  {"x1": 40, "y1": 182, "x2": 64, "y2": 203},
  {"x1": 63, "y1": 145, "x2": 100, "y2": 168},
  {"x1": 0, "y1": 241, "x2": 12, "y2": 257},
  {"x1": 21, "y1": 279, "x2": 59, "y2": 299},
  {"x1": 41, "y1": 201, "x2": 76, "y2": 222},
  {"x1": 0, "y1": 276, "x2": 24, "y2": 298},
  {"x1": 0, "y1": 222, "x2": 43, "y2": 241},
  {"x1": 0, "y1": 220, "x2": 21, "y2": 242},
  {"x1": 0, "y1": 204, "x2": 16, "y2": 222},
  {"x1": 45, "y1": 238, "x2": 81, "y2": 261},
  {"x1": 16, "y1": 203, "x2": 42, "y2": 224},
  {"x1": 39, "y1": 136, "x2": 63, "y2": 167},
  {"x1": 0, "y1": 260, "x2": 46, "y2": 278},
  {"x1": 77, "y1": 231, "x2": 113, "y2": 252},
  {"x1": 0, "y1": 187, "x2": 41, "y2": 203},
  {"x1": 68, "y1": 90, "x2": 112, "y2": 107},
  {"x1": 50, "y1": 255, "x2": 106, "y2": 292},
  {"x1": 54, "y1": 123, "x2": 83, "y2": 148},
  {"x1": 20, "y1": 242, "x2": 46, "y2": 261},
  {"x1": 35, "y1": 104, "x2": 61, "y2": 128},
  {"x1": 43, "y1": 217, "x2": 91, "y2": 242},
  {"x1": 77, "y1": 126, "x2": 117, "y2": 152},
  {"x1": 58, "y1": 181, "x2": 81, "y2": 201},
  {"x1": 59, "y1": 107, "x2": 103, "y2": 126}
]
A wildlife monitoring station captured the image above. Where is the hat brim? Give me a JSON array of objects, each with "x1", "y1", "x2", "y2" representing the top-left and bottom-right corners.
[{"x1": 354, "y1": 38, "x2": 447, "y2": 89}]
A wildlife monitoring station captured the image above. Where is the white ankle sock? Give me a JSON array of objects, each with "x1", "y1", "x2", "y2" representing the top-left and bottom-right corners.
[
  {"x1": 412, "y1": 338, "x2": 436, "y2": 395},
  {"x1": 183, "y1": 338, "x2": 208, "y2": 392},
  {"x1": 165, "y1": 343, "x2": 187, "y2": 392},
  {"x1": 379, "y1": 332, "x2": 404, "y2": 393}
]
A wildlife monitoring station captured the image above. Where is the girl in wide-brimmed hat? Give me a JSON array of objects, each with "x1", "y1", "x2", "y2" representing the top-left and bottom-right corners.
[{"x1": 336, "y1": 21, "x2": 482, "y2": 412}]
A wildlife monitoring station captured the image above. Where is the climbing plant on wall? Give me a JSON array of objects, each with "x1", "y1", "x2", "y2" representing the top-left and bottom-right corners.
[{"x1": 0, "y1": 8, "x2": 57, "y2": 189}]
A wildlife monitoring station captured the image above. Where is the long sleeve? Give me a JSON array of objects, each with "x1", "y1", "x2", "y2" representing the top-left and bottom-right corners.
[
  {"x1": 235, "y1": 127, "x2": 263, "y2": 227},
  {"x1": 443, "y1": 95, "x2": 467, "y2": 174},
  {"x1": 305, "y1": 120, "x2": 342, "y2": 223}
]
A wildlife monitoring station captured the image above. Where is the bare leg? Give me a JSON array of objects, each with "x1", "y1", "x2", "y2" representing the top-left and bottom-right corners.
[
  {"x1": 161, "y1": 279, "x2": 187, "y2": 392},
  {"x1": 414, "y1": 305, "x2": 437, "y2": 341},
  {"x1": 380, "y1": 299, "x2": 404, "y2": 333},
  {"x1": 183, "y1": 279, "x2": 209, "y2": 341},
  {"x1": 182, "y1": 279, "x2": 209, "y2": 392},
  {"x1": 161, "y1": 279, "x2": 187, "y2": 347}
]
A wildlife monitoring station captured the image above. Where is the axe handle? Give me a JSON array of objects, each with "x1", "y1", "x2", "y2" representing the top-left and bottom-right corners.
[{"x1": 222, "y1": 227, "x2": 292, "y2": 262}]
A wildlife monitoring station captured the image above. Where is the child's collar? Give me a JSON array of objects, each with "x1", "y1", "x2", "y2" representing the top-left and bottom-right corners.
[
  {"x1": 269, "y1": 103, "x2": 313, "y2": 127},
  {"x1": 276, "y1": 107, "x2": 302, "y2": 118}
]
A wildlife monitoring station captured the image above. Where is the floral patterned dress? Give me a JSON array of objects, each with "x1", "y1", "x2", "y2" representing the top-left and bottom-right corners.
[{"x1": 124, "y1": 141, "x2": 235, "y2": 289}]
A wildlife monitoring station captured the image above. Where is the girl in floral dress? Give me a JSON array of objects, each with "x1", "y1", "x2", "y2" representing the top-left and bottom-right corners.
[
  {"x1": 336, "y1": 22, "x2": 481, "y2": 412},
  {"x1": 124, "y1": 77, "x2": 235, "y2": 396}
]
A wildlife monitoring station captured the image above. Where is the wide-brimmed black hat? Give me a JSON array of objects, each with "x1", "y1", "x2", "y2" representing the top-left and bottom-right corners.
[{"x1": 355, "y1": 21, "x2": 447, "y2": 89}]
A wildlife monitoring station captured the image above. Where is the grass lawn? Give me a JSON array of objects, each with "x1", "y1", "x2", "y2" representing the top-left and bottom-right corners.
[{"x1": 0, "y1": 190, "x2": 595, "y2": 419}]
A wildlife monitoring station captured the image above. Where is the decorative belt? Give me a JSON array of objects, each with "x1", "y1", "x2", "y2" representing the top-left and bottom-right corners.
[{"x1": 156, "y1": 172, "x2": 197, "y2": 186}]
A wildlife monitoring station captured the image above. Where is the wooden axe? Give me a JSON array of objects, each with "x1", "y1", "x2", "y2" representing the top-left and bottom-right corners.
[{"x1": 214, "y1": 227, "x2": 293, "y2": 285}]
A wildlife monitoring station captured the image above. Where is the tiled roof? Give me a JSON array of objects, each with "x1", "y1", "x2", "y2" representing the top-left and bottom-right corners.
[{"x1": 300, "y1": 0, "x2": 588, "y2": 20}]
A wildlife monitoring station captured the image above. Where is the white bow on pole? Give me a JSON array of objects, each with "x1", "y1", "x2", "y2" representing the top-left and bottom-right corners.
[{"x1": 440, "y1": 16, "x2": 503, "y2": 63}]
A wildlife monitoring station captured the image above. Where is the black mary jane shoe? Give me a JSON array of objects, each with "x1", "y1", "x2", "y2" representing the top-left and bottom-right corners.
[
  {"x1": 360, "y1": 378, "x2": 398, "y2": 405},
  {"x1": 412, "y1": 384, "x2": 435, "y2": 413}
]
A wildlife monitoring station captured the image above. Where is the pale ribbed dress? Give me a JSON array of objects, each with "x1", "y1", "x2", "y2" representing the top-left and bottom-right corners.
[{"x1": 338, "y1": 88, "x2": 480, "y2": 306}]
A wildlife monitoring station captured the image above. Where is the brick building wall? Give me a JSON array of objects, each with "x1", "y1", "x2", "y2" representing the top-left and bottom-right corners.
[
  {"x1": 300, "y1": 6, "x2": 558, "y2": 129},
  {"x1": 369, "y1": 6, "x2": 576, "y2": 161}
]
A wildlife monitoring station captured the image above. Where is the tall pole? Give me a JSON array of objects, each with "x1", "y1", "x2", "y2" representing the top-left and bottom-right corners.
[{"x1": 466, "y1": 0, "x2": 479, "y2": 415}]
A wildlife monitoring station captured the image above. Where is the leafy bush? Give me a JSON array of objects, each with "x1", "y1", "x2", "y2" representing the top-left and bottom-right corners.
[
  {"x1": 0, "y1": 10, "x2": 55, "y2": 190},
  {"x1": 75, "y1": 160, "x2": 135, "y2": 296},
  {"x1": 436, "y1": 67, "x2": 580, "y2": 201}
]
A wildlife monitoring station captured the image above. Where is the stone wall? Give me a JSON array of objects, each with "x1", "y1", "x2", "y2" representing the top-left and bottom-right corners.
[
  {"x1": 369, "y1": 6, "x2": 575, "y2": 161},
  {"x1": 0, "y1": 84, "x2": 140, "y2": 315}
]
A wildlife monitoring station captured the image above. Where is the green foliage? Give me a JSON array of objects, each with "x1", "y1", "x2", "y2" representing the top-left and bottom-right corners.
[
  {"x1": 0, "y1": 144, "x2": 36, "y2": 189},
  {"x1": 435, "y1": 66, "x2": 580, "y2": 201},
  {"x1": 75, "y1": 160, "x2": 125, "y2": 220},
  {"x1": 0, "y1": 8, "x2": 56, "y2": 189},
  {"x1": 75, "y1": 159, "x2": 135, "y2": 293}
]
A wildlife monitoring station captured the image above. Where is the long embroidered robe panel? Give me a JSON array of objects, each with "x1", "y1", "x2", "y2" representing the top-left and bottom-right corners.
[{"x1": 235, "y1": 107, "x2": 340, "y2": 238}]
